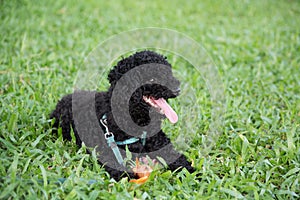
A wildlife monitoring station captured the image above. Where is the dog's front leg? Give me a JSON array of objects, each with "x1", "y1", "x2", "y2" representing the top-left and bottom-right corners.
[
  {"x1": 145, "y1": 131, "x2": 195, "y2": 174},
  {"x1": 103, "y1": 165, "x2": 135, "y2": 181},
  {"x1": 167, "y1": 154, "x2": 195, "y2": 174}
]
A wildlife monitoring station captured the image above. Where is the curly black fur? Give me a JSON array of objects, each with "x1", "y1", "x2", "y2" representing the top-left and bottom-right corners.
[{"x1": 50, "y1": 50, "x2": 195, "y2": 180}]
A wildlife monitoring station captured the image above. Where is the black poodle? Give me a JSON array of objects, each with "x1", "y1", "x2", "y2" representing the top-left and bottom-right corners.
[{"x1": 50, "y1": 50, "x2": 195, "y2": 181}]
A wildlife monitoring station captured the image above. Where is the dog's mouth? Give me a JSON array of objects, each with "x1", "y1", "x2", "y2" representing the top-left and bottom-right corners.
[{"x1": 143, "y1": 96, "x2": 178, "y2": 124}]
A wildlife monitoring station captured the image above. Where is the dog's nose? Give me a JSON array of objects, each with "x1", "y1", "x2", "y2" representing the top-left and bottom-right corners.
[{"x1": 172, "y1": 88, "x2": 181, "y2": 96}]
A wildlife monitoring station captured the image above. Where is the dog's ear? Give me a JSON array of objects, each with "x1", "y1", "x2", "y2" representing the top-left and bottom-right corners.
[
  {"x1": 108, "y1": 53, "x2": 135, "y2": 86},
  {"x1": 108, "y1": 61, "x2": 133, "y2": 87}
]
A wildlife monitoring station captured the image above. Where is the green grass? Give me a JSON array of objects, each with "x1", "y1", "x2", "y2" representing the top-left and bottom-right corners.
[{"x1": 1, "y1": 0, "x2": 300, "y2": 199}]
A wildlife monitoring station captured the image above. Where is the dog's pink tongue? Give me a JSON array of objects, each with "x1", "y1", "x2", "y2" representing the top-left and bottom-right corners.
[{"x1": 153, "y1": 98, "x2": 178, "y2": 124}]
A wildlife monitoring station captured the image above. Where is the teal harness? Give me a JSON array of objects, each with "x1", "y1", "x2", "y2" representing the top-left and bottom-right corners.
[{"x1": 99, "y1": 114, "x2": 147, "y2": 166}]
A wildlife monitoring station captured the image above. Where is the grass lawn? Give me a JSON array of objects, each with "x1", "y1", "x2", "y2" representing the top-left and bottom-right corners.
[{"x1": 1, "y1": 0, "x2": 299, "y2": 199}]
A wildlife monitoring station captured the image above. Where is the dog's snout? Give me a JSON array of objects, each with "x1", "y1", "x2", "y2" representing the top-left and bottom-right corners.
[{"x1": 172, "y1": 88, "x2": 181, "y2": 96}]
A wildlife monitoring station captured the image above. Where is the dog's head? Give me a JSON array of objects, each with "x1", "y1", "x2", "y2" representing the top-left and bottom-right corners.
[{"x1": 108, "y1": 50, "x2": 180, "y2": 126}]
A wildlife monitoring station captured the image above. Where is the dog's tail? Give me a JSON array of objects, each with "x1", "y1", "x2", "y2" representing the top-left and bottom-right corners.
[{"x1": 50, "y1": 94, "x2": 73, "y2": 141}]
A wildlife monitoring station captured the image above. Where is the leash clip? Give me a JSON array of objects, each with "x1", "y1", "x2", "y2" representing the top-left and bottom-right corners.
[
  {"x1": 100, "y1": 118, "x2": 109, "y2": 133},
  {"x1": 104, "y1": 132, "x2": 114, "y2": 139},
  {"x1": 100, "y1": 118, "x2": 114, "y2": 139}
]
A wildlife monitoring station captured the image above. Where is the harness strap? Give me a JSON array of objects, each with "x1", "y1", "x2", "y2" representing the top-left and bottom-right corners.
[
  {"x1": 116, "y1": 137, "x2": 140, "y2": 145},
  {"x1": 106, "y1": 136, "x2": 124, "y2": 165},
  {"x1": 99, "y1": 114, "x2": 147, "y2": 166}
]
